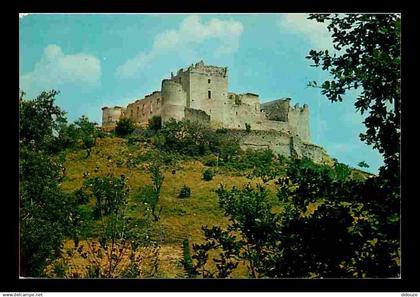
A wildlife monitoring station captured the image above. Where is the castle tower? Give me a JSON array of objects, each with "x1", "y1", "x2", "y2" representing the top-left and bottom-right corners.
[
  {"x1": 188, "y1": 61, "x2": 228, "y2": 126},
  {"x1": 101, "y1": 106, "x2": 124, "y2": 131},
  {"x1": 287, "y1": 103, "x2": 310, "y2": 143},
  {"x1": 161, "y1": 79, "x2": 187, "y2": 123}
]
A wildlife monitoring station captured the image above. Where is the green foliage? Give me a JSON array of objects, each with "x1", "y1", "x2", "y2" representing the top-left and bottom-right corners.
[
  {"x1": 72, "y1": 174, "x2": 160, "y2": 278},
  {"x1": 275, "y1": 158, "x2": 400, "y2": 277},
  {"x1": 202, "y1": 168, "x2": 214, "y2": 181},
  {"x1": 178, "y1": 185, "x2": 191, "y2": 198},
  {"x1": 83, "y1": 175, "x2": 129, "y2": 218},
  {"x1": 74, "y1": 188, "x2": 90, "y2": 205},
  {"x1": 304, "y1": 13, "x2": 400, "y2": 276},
  {"x1": 192, "y1": 226, "x2": 241, "y2": 278},
  {"x1": 115, "y1": 118, "x2": 135, "y2": 136},
  {"x1": 148, "y1": 161, "x2": 165, "y2": 221},
  {"x1": 358, "y1": 161, "x2": 370, "y2": 169},
  {"x1": 221, "y1": 148, "x2": 286, "y2": 181},
  {"x1": 74, "y1": 115, "x2": 98, "y2": 156},
  {"x1": 216, "y1": 127, "x2": 228, "y2": 134},
  {"x1": 245, "y1": 123, "x2": 251, "y2": 133},
  {"x1": 192, "y1": 184, "x2": 279, "y2": 278},
  {"x1": 151, "y1": 133, "x2": 166, "y2": 149},
  {"x1": 148, "y1": 115, "x2": 162, "y2": 132},
  {"x1": 306, "y1": 13, "x2": 400, "y2": 183},
  {"x1": 155, "y1": 119, "x2": 240, "y2": 160},
  {"x1": 19, "y1": 90, "x2": 67, "y2": 152},
  {"x1": 191, "y1": 155, "x2": 399, "y2": 278},
  {"x1": 19, "y1": 90, "x2": 80, "y2": 276},
  {"x1": 202, "y1": 155, "x2": 218, "y2": 167},
  {"x1": 181, "y1": 239, "x2": 197, "y2": 278},
  {"x1": 247, "y1": 149, "x2": 286, "y2": 183}
]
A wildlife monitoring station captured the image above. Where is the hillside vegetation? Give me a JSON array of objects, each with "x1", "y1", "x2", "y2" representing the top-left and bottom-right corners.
[{"x1": 19, "y1": 14, "x2": 400, "y2": 279}]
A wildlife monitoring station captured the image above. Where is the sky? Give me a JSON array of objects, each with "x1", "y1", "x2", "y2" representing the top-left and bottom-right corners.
[{"x1": 19, "y1": 13, "x2": 384, "y2": 173}]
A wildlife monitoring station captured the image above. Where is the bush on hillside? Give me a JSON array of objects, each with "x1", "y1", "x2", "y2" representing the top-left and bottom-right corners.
[
  {"x1": 148, "y1": 115, "x2": 162, "y2": 132},
  {"x1": 178, "y1": 185, "x2": 191, "y2": 198},
  {"x1": 202, "y1": 168, "x2": 214, "y2": 181},
  {"x1": 245, "y1": 123, "x2": 251, "y2": 133},
  {"x1": 115, "y1": 118, "x2": 135, "y2": 136}
]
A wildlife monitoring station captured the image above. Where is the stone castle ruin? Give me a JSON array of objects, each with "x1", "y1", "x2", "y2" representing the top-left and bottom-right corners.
[{"x1": 102, "y1": 61, "x2": 329, "y2": 162}]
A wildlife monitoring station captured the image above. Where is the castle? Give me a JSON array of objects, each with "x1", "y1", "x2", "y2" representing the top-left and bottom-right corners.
[{"x1": 102, "y1": 61, "x2": 328, "y2": 162}]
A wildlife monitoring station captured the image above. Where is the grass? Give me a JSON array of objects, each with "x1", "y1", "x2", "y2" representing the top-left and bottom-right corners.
[
  {"x1": 58, "y1": 136, "x2": 271, "y2": 278},
  {"x1": 53, "y1": 136, "x2": 371, "y2": 278}
]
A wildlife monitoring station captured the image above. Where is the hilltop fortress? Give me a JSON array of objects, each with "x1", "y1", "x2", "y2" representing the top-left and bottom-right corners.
[{"x1": 102, "y1": 61, "x2": 329, "y2": 162}]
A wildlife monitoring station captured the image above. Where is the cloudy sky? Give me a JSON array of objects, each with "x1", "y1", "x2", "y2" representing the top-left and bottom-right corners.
[{"x1": 19, "y1": 13, "x2": 384, "y2": 173}]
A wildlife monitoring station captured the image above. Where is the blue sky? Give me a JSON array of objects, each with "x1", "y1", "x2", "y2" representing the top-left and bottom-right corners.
[{"x1": 19, "y1": 13, "x2": 384, "y2": 173}]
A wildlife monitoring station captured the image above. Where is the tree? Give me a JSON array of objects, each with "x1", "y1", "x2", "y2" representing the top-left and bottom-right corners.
[
  {"x1": 245, "y1": 123, "x2": 251, "y2": 133},
  {"x1": 19, "y1": 90, "x2": 67, "y2": 152},
  {"x1": 115, "y1": 118, "x2": 135, "y2": 136},
  {"x1": 19, "y1": 90, "x2": 79, "y2": 276},
  {"x1": 306, "y1": 13, "x2": 400, "y2": 274},
  {"x1": 51, "y1": 173, "x2": 161, "y2": 278},
  {"x1": 191, "y1": 184, "x2": 280, "y2": 278},
  {"x1": 358, "y1": 161, "x2": 370, "y2": 169},
  {"x1": 74, "y1": 115, "x2": 98, "y2": 157},
  {"x1": 306, "y1": 14, "x2": 400, "y2": 178},
  {"x1": 147, "y1": 161, "x2": 165, "y2": 221}
]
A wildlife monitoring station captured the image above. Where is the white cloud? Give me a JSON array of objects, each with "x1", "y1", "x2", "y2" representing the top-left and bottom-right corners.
[
  {"x1": 20, "y1": 44, "x2": 101, "y2": 93},
  {"x1": 278, "y1": 13, "x2": 333, "y2": 50},
  {"x1": 116, "y1": 15, "x2": 244, "y2": 78}
]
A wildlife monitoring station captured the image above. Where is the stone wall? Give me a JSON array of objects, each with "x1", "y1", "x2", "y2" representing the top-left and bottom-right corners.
[
  {"x1": 228, "y1": 130, "x2": 328, "y2": 164},
  {"x1": 287, "y1": 103, "x2": 310, "y2": 142},
  {"x1": 184, "y1": 107, "x2": 211, "y2": 124},
  {"x1": 261, "y1": 98, "x2": 291, "y2": 121},
  {"x1": 125, "y1": 91, "x2": 162, "y2": 127},
  {"x1": 100, "y1": 61, "x2": 322, "y2": 162}
]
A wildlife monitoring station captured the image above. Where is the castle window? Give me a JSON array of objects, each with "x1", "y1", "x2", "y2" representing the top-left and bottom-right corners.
[
  {"x1": 208, "y1": 90, "x2": 212, "y2": 99},
  {"x1": 208, "y1": 79, "x2": 211, "y2": 84}
]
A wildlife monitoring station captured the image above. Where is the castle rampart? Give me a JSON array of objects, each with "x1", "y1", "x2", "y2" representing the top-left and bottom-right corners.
[
  {"x1": 125, "y1": 91, "x2": 162, "y2": 127},
  {"x1": 101, "y1": 61, "x2": 325, "y2": 161}
]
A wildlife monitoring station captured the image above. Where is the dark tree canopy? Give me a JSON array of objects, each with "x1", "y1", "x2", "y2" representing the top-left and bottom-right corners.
[{"x1": 306, "y1": 14, "x2": 400, "y2": 178}]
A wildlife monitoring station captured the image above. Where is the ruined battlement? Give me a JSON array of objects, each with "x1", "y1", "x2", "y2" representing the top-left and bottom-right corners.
[{"x1": 101, "y1": 61, "x2": 320, "y2": 159}]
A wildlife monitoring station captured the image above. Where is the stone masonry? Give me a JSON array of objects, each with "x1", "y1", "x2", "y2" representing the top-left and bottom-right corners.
[{"x1": 101, "y1": 61, "x2": 329, "y2": 162}]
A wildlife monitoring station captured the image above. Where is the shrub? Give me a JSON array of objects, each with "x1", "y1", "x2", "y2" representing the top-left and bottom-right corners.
[
  {"x1": 202, "y1": 155, "x2": 218, "y2": 167},
  {"x1": 136, "y1": 161, "x2": 165, "y2": 221},
  {"x1": 245, "y1": 123, "x2": 251, "y2": 133},
  {"x1": 155, "y1": 119, "x2": 240, "y2": 159},
  {"x1": 181, "y1": 239, "x2": 197, "y2": 278},
  {"x1": 148, "y1": 115, "x2": 162, "y2": 132},
  {"x1": 84, "y1": 175, "x2": 129, "y2": 218},
  {"x1": 74, "y1": 188, "x2": 90, "y2": 205},
  {"x1": 115, "y1": 118, "x2": 135, "y2": 136},
  {"x1": 178, "y1": 185, "x2": 191, "y2": 198},
  {"x1": 202, "y1": 168, "x2": 214, "y2": 181}
]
